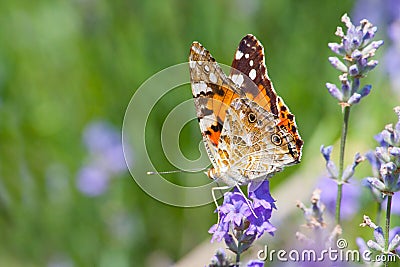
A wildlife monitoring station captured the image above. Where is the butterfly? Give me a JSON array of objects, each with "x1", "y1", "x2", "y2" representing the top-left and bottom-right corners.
[{"x1": 189, "y1": 34, "x2": 303, "y2": 187}]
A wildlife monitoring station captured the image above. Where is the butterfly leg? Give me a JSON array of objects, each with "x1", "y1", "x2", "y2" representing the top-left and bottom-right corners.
[
  {"x1": 234, "y1": 184, "x2": 258, "y2": 218},
  {"x1": 211, "y1": 185, "x2": 231, "y2": 223},
  {"x1": 211, "y1": 184, "x2": 258, "y2": 223}
]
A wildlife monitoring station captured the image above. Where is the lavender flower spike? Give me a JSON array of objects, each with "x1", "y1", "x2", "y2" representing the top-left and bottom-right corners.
[
  {"x1": 320, "y1": 145, "x2": 338, "y2": 179},
  {"x1": 328, "y1": 57, "x2": 348, "y2": 73},
  {"x1": 342, "y1": 152, "x2": 364, "y2": 182},
  {"x1": 365, "y1": 107, "x2": 400, "y2": 195},
  {"x1": 326, "y1": 83, "x2": 343, "y2": 101},
  {"x1": 209, "y1": 180, "x2": 276, "y2": 262},
  {"x1": 326, "y1": 14, "x2": 383, "y2": 106}
]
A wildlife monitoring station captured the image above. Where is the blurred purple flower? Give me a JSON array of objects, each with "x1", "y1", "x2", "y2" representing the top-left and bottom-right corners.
[
  {"x1": 77, "y1": 120, "x2": 133, "y2": 196},
  {"x1": 77, "y1": 165, "x2": 109, "y2": 196},
  {"x1": 297, "y1": 188, "x2": 326, "y2": 229},
  {"x1": 247, "y1": 260, "x2": 264, "y2": 267},
  {"x1": 389, "y1": 226, "x2": 400, "y2": 254},
  {"x1": 83, "y1": 121, "x2": 130, "y2": 174},
  {"x1": 353, "y1": 0, "x2": 400, "y2": 93},
  {"x1": 385, "y1": 21, "x2": 400, "y2": 93},
  {"x1": 207, "y1": 248, "x2": 230, "y2": 267},
  {"x1": 317, "y1": 177, "x2": 360, "y2": 220},
  {"x1": 389, "y1": 192, "x2": 400, "y2": 214}
]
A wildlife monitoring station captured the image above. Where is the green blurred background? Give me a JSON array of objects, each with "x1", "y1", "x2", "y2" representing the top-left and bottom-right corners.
[{"x1": 0, "y1": 0, "x2": 399, "y2": 266}]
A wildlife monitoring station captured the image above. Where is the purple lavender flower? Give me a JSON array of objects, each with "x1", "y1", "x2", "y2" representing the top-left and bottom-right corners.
[
  {"x1": 209, "y1": 189, "x2": 251, "y2": 243},
  {"x1": 365, "y1": 150, "x2": 381, "y2": 178},
  {"x1": 320, "y1": 145, "x2": 362, "y2": 182},
  {"x1": 209, "y1": 180, "x2": 276, "y2": 263},
  {"x1": 208, "y1": 222, "x2": 230, "y2": 243},
  {"x1": 247, "y1": 180, "x2": 276, "y2": 238},
  {"x1": 320, "y1": 145, "x2": 338, "y2": 178},
  {"x1": 359, "y1": 215, "x2": 400, "y2": 254},
  {"x1": 220, "y1": 191, "x2": 253, "y2": 228},
  {"x1": 342, "y1": 152, "x2": 364, "y2": 182},
  {"x1": 326, "y1": 14, "x2": 383, "y2": 106},
  {"x1": 365, "y1": 107, "x2": 400, "y2": 194}
]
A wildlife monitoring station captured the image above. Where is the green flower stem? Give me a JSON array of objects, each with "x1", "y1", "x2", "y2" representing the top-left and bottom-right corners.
[
  {"x1": 376, "y1": 202, "x2": 382, "y2": 226},
  {"x1": 236, "y1": 241, "x2": 241, "y2": 265},
  {"x1": 336, "y1": 183, "x2": 343, "y2": 225},
  {"x1": 384, "y1": 195, "x2": 392, "y2": 267},
  {"x1": 336, "y1": 105, "x2": 351, "y2": 225}
]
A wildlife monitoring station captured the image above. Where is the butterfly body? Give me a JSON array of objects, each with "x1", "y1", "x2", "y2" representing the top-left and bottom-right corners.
[{"x1": 189, "y1": 34, "x2": 303, "y2": 187}]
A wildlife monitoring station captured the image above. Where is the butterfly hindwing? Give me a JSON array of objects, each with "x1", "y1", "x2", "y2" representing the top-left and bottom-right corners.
[{"x1": 229, "y1": 34, "x2": 303, "y2": 157}]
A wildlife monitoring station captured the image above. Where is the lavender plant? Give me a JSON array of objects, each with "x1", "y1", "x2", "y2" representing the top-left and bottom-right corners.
[
  {"x1": 358, "y1": 107, "x2": 400, "y2": 265},
  {"x1": 207, "y1": 180, "x2": 275, "y2": 266},
  {"x1": 207, "y1": 248, "x2": 265, "y2": 267},
  {"x1": 296, "y1": 189, "x2": 343, "y2": 265},
  {"x1": 324, "y1": 13, "x2": 383, "y2": 225},
  {"x1": 206, "y1": 13, "x2": 388, "y2": 267},
  {"x1": 292, "y1": 13, "x2": 388, "y2": 266}
]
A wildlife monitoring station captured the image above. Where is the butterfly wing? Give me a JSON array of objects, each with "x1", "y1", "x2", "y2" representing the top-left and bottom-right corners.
[
  {"x1": 189, "y1": 42, "x2": 243, "y2": 170},
  {"x1": 229, "y1": 34, "x2": 303, "y2": 164},
  {"x1": 188, "y1": 35, "x2": 303, "y2": 185}
]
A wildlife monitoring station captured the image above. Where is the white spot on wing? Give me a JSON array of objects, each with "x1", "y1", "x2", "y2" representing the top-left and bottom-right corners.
[
  {"x1": 204, "y1": 65, "x2": 210, "y2": 72},
  {"x1": 249, "y1": 60, "x2": 253, "y2": 66},
  {"x1": 191, "y1": 46, "x2": 202, "y2": 55},
  {"x1": 231, "y1": 99, "x2": 242, "y2": 110},
  {"x1": 235, "y1": 50, "x2": 244, "y2": 60},
  {"x1": 245, "y1": 53, "x2": 249, "y2": 59},
  {"x1": 239, "y1": 110, "x2": 245, "y2": 120},
  {"x1": 231, "y1": 74, "x2": 244, "y2": 87},
  {"x1": 249, "y1": 69, "x2": 256, "y2": 80},
  {"x1": 209, "y1": 72, "x2": 217, "y2": 84},
  {"x1": 189, "y1": 60, "x2": 196, "y2": 68},
  {"x1": 192, "y1": 81, "x2": 208, "y2": 95},
  {"x1": 244, "y1": 133, "x2": 253, "y2": 146},
  {"x1": 199, "y1": 114, "x2": 217, "y2": 132}
]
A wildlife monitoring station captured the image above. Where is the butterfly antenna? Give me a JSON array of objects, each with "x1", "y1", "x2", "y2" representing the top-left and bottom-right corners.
[{"x1": 147, "y1": 167, "x2": 209, "y2": 175}]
